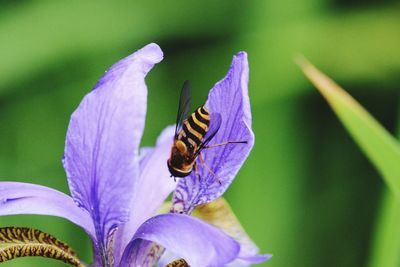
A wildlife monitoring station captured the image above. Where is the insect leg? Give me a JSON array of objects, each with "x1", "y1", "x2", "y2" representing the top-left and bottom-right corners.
[
  {"x1": 199, "y1": 153, "x2": 221, "y2": 185},
  {"x1": 193, "y1": 161, "x2": 201, "y2": 182},
  {"x1": 203, "y1": 140, "x2": 248, "y2": 149}
]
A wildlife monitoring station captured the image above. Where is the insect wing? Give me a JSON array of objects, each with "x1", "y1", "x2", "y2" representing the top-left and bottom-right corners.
[
  {"x1": 195, "y1": 112, "x2": 222, "y2": 157},
  {"x1": 175, "y1": 80, "x2": 192, "y2": 137}
]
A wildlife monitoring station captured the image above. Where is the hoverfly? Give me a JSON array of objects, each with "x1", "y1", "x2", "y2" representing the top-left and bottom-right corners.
[{"x1": 167, "y1": 80, "x2": 247, "y2": 179}]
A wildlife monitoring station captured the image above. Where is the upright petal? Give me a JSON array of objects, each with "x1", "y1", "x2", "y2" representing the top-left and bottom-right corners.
[
  {"x1": 173, "y1": 52, "x2": 254, "y2": 213},
  {"x1": 120, "y1": 214, "x2": 240, "y2": 267},
  {"x1": 113, "y1": 126, "x2": 177, "y2": 261},
  {"x1": 63, "y1": 43, "x2": 163, "y2": 246},
  {"x1": 0, "y1": 182, "x2": 94, "y2": 239}
]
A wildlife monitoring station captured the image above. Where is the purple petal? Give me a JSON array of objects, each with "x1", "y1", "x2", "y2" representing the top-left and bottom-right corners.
[
  {"x1": 193, "y1": 198, "x2": 271, "y2": 266},
  {"x1": 120, "y1": 214, "x2": 240, "y2": 267},
  {"x1": 63, "y1": 43, "x2": 163, "y2": 245},
  {"x1": 0, "y1": 182, "x2": 95, "y2": 239},
  {"x1": 113, "y1": 126, "x2": 177, "y2": 262},
  {"x1": 158, "y1": 233, "x2": 273, "y2": 267},
  {"x1": 173, "y1": 52, "x2": 254, "y2": 213},
  {"x1": 157, "y1": 249, "x2": 180, "y2": 267},
  {"x1": 227, "y1": 254, "x2": 273, "y2": 267}
]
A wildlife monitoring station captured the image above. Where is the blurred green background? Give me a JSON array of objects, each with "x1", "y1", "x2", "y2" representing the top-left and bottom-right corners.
[{"x1": 0, "y1": 1, "x2": 399, "y2": 266}]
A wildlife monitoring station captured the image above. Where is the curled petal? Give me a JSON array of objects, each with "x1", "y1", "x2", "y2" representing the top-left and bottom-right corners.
[
  {"x1": 63, "y1": 43, "x2": 163, "y2": 245},
  {"x1": 157, "y1": 249, "x2": 180, "y2": 267},
  {"x1": 194, "y1": 198, "x2": 271, "y2": 266},
  {"x1": 227, "y1": 254, "x2": 273, "y2": 267},
  {"x1": 120, "y1": 214, "x2": 240, "y2": 267},
  {"x1": 114, "y1": 126, "x2": 177, "y2": 262},
  {"x1": 0, "y1": 182, "x2": 94, "y2": 239},
  {"x1": 173, "y1": 52, "x2": 254, "y2": 213}
]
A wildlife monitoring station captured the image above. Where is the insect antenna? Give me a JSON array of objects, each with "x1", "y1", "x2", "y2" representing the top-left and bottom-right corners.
[{"x1": 203, "y1": 140, "x2": 248, "y2": 149}]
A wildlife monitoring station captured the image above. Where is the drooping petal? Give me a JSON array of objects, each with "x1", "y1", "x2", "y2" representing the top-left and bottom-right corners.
[
  {"x1": 113, "y1": 126, "x2": 177, "y2": 261},
  {"x1": 194, "y1": 198, "x2": 271, "y2": 266},
  {"x1": 62, "y1": 43, "x2": 163, "y2": 246},
  {"x1": 119, "y1": 214, "x2": 240, "y2": 267},
  {"x1": 0, "y1": 182, "x2": 94, "y2": 239},
  {"x1": 226, "y1": 255, "x2": 273, "y2": 267},
  {"x1": 173, "y1": 52, "x2": 254, "y2": 213},
  {"x1": 157, "y1": 238, "x2": 272, "y2": 267}
]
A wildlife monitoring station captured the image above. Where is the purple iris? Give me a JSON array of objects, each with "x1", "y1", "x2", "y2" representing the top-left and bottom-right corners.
[
  {"x1": 172, "y1": 51, "x2": 254, "y2": 215},
  {"x1": 0, "y1": 43, "x2": 270, "y2": 267}
]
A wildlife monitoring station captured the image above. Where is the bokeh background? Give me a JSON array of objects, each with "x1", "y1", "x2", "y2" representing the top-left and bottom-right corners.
[{"x1": 0, "y1": 1, "x2": 399, "y2": 266}]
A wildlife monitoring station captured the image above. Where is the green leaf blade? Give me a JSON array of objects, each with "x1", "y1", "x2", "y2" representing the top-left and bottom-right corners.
[{"x1": 298, "y1": 58, "x2": 400, "y2": 196}]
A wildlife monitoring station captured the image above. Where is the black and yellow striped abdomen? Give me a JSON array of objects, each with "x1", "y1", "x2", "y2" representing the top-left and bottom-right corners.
[
  {"x1": 168, "y1": 105, "x2": 210, "y2": 178},
  {"x1": 178, "y1": 105, "x2": 210, "y2": 150}
]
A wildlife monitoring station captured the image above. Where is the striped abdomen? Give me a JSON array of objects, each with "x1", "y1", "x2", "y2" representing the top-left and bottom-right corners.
[
  {"x1": 178, "y1": 105, "x2": 210, "y2": 150},
  {"x1": 167, "y1": 106, "x2": 210, "y2": 177}
]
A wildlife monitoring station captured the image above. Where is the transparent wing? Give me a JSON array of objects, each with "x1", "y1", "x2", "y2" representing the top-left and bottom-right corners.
[
  {"x1": 175, "y1": 80, "x2": 192, "y2": 137},
  {"x1": 194, "y1": 112, "x2": 222, "y2": 157}
]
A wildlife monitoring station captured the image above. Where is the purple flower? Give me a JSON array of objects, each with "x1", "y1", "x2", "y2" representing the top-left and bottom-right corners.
[
  {"x1": 169, "y1": 51, "x2": 271, "y2": 266},
  {"x1": 0, "y1": 43, "x2": 270, "y2": 267},
  {"x1": 172, "y1": 51, "x2": 254, "y2": 215}
]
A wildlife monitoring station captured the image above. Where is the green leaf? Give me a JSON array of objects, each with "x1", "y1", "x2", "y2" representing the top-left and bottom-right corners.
[
  {"x1": 298, "y1": 57, "x2": 400, "y2": 196},
  {"x1": 0, "y1": 227, "x2": 84, "y2": 267},
  {"x1": 367, "y1": 108, "x2": 400, "y2": 267},
  {"x1": 368, "y1": 190, "x2": 400, "y2": 267}
]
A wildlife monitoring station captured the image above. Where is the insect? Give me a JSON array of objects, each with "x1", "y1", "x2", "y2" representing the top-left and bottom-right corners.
[{"x1": 167, "y1": 80, "x2": 247, "y2": 180}]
